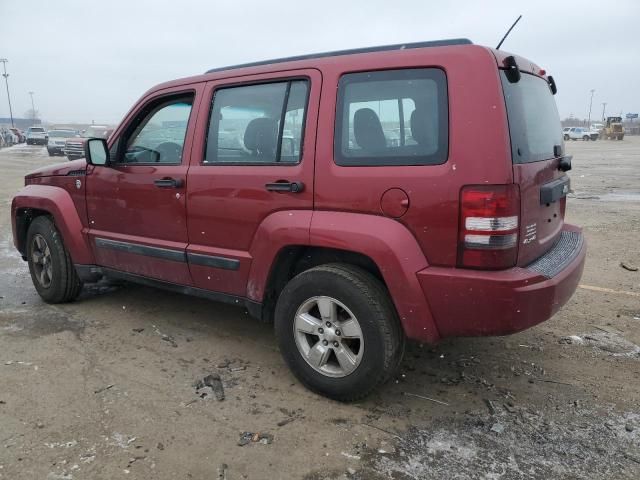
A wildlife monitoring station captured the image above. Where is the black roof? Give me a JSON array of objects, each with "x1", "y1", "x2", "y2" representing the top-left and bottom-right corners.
[{"x1": 205, "y1": 38, "x2": 472, "y2": 74}]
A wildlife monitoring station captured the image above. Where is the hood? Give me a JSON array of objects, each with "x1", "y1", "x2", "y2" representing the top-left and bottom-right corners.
[
  {"x1": 26, "y1": 158, "x2": 87, "y2": 179},
  {"x1": 66, "y1": 137, "x2": 87, "y2": 144}
]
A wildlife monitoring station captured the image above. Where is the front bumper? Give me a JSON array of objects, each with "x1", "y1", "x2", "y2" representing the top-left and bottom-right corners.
[{"x1": 417, "y1": 224, "x2": 586, "y2": 338}]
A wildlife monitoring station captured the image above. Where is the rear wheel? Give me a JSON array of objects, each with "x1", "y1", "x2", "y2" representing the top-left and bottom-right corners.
[
  {"x1": 582, "y1": 135, "x2": 589, "y2": 141},
  {"x1": 26, "y1": 216, "x2": 82, "y2": 303},
  {"x1": 274, "y1": 263, "x2": 404, "y2": 401}
]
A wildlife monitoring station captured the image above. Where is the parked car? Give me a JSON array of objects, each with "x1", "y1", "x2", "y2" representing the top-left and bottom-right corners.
[
  {"x1": 26, "y1": 126, "x2": 48, "y2": 145},
  {"x1": 10, "y1": 127, "x2": 26, "y2": 143},
  {"x1": 1, "y1": 127, "x2": 18, "y2": 146},
  {"x1": 47, "y1": 129, "x2": 79, "y2": 156},
  {"x1": 11, "y1": 39, "x2": 586, "y2": 401},
  {"x1": 64, "y1": 125, "x2": 112, "y2": 160},
  {"x1": 563, "y1": 127, "x2": 597, "y2": 141}
]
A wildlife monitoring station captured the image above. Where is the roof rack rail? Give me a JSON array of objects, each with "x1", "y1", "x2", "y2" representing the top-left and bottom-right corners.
[{"x1": 205, "y1": 38, "x2": 472, "y2": 74}]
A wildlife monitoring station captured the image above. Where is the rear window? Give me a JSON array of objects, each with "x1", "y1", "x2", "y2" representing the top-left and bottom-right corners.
[
  {"x1": 335, "y1": 68, "x2": 448, "y2": 166},
  {"x1": 501, "y1": 72, "x2": 563, "y2": 163},
  {"x1": 30, "y1": 127, "x2": 45, "y2": 133}
]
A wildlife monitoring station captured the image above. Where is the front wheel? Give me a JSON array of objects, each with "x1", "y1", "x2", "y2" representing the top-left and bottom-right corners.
[
  {"x1": 583, "y1": 136, "x2": 590, "y2": 141},
  {"x1": 563, "y1": 134, "x2": 569, "y2": 141},
  {"x1": 274, "y1": 263, "x2": 404, "y2": 402},
  {"x1": 26, "y1": 216, "x2": 82, "y2": 303}
]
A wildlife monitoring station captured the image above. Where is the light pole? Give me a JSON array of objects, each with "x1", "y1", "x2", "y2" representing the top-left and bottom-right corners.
[
  {"x1": 28, "y1": 91, "x2": 36, "y2": 124},
  {"x1": 587, "y1": 89, "x2": 595, "y2": 128},
  {"x1": 601, "y1": 102, "x2": 607, "y2": 122},
  {"x1": 0, "y1": 58, "x2": 15, "y2": 127}
]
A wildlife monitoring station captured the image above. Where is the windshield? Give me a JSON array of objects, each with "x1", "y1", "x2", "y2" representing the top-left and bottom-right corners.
[
  {"x1": 500, "y1": 72, "x2": 562, "y2": 164},
  {"x1": 29, "y1": 127, "x2": 45, "y2": 133},
  {"x1": 83, "y1": 127, "x2": 109, "y2": 138},
  {"x1": 49, "y1": 130, "x2": 76, "y2": 138}
]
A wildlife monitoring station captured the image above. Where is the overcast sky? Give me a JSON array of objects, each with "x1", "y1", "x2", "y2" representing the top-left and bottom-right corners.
[{"x1": 1, "y1": 0, "x2": 638, "y2": 124}]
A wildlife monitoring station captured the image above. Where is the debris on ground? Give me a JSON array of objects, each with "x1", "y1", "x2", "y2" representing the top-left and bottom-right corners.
[
  {"x1": 483, "y1": 399, "x2": 497, "y2": 415},
  {"x1": 94, "y1": 384, "x2": 114, "y2": 394},
  {"x1": 217, "y1": 463, "x2": 228, "y2": 479},
  {"x1": 559, "y1": 335, "x2": 584, "y2": 345},
  {"x1": 620, "y1": 262, "x2": 638, "y2": 272},
  {"x1": 195, "y1": 373, "x2": 225, "y2": 401},
  {"x1": 132, "y1": 328, "x2": 144, "y2": 333},
  {"x1": 490, "y1": 423, "x2": 505, "y2": 434},
  {"x1": 403, "y1": 392, "x2": 449, "y2": 406},
  {"x1": 237, "y1": 431, "x2": 273, "y2": 446},
  {"x1": 161, "y1": 335, "x2": 178, "y2": 348}
]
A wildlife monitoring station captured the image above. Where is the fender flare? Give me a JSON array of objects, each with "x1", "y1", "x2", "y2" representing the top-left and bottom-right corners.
[
  {"x1": 309, "y1": 211, "x2": 439, "y2": 343},
  {"x1": 11, "y1": 185, "x2": 94, "y2": 264},
  {"x1": 246, "y1": 210, "x2": 313, "y2": 301},
  {"x1": 246, "y1": 209, "x2": 440, "y2": 343}
]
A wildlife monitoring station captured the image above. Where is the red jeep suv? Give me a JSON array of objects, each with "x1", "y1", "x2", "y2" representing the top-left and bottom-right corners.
[{"x1": 11, "y1": 39, "x2": 586, "y2": 401}]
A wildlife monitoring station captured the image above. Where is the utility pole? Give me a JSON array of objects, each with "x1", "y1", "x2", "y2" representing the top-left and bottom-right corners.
[
  {"x1": 601, "y1": 102, "x2": 607, "y2": 121},
  {"x1": 587, "y1": 89, "x2": 595, "y2": 128},
  {"x1": 0, "y1": 58, "x2": 15, "y2": 127},
  {"x1": 28, "y1": 91, "x2": 36, "y2": 124}
]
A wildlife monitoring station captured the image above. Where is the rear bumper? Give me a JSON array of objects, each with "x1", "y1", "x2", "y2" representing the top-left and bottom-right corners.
[{"x1": 417, "y1": 224, "x2": 586, "y2": 338}]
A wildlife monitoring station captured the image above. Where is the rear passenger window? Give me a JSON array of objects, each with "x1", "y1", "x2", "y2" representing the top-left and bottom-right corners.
[
  {"x1": 204, "y1": 80, "x2": 309, "y2": 164},
  {"x1": 335, "y1": 69, "x2": 448, "y2": 166}
]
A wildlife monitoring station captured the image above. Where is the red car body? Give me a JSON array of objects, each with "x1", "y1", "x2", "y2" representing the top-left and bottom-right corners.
[{"x1": 11, "y1": 40, "x2": 585, "y2": 344}]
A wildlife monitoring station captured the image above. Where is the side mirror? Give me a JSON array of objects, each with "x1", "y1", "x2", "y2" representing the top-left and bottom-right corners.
[{"x1": 85, "y1": 138, "x2": 110, "y2": 166}]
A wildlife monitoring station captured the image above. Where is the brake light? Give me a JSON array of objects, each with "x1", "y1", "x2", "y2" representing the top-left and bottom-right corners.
[{"x1": 458, "y1": 185, "x2": 520, "y2": 269}]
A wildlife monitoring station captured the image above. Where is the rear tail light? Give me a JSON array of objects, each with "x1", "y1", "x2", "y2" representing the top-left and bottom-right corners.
[{"x1": 458, "y1": 185, "x2": 520, "y2": 269}]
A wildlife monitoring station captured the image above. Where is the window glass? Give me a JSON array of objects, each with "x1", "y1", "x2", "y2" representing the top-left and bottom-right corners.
[
  {"x1": 205, "y1": 80, "x2": 309, "y2": 164},
  {"x1": 500, "y1": 72, "x2": 562, "y2": 163},
  {"x1": 335, "y1": 69, "x2": 448, "y2": 166},
  {"x1": 122, "y1": 97, "x2": 193, "y2": 164}
]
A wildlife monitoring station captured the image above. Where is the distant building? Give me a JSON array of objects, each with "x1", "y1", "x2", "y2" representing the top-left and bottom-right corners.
[{"x1": 0, "y1": 117, "x2": 42, "y2": 129}]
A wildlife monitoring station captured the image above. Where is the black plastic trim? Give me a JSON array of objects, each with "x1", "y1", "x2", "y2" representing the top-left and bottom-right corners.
[
  {"x1": 93, "y1": 266, "x2": 263, "y2": 320},
  {"x1": 95, "y1": 238, "x2": 186, "y2": 263},
  {"x1": 540, "y1": 175, "x2": 570, "y2": 204},
  {"x1": 205, "y1": 39, "x2": 472, "y2": 74},
  {"x1": 187, "y1": 252, "x2": 240, "y2": 271}
]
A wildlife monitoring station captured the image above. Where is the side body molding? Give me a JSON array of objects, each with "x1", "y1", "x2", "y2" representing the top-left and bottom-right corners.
[
  {"x1": 11, "y1": 185, "x2": 94, "y2": 265},
  {"x1": 309, "y1": 211, "x2": 440, "y2": 343}
]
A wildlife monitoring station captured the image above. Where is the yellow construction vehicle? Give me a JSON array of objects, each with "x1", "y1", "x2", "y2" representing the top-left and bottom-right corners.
[{"x1": 600, "y1": 116, "x2": 625, "y2": 140}]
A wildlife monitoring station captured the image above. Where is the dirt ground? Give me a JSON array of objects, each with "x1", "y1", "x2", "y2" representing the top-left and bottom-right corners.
[{"x1": 0, "y1": 137, "x2": 639, "y2": 480}]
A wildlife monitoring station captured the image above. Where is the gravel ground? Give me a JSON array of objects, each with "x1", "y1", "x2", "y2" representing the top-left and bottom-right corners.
[{"x1": 0, "y1": 138, "x2": 639, "y2": 480}]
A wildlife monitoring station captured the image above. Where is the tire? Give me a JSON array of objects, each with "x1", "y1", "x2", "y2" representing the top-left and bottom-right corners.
[
  {"x1": 26, "y1": 216, "x2": 82, "y2": 303},
  {"x1": 274, "y1": 263, "x2": 404, "y2": 402},
  {"x1": 47, "y1": 149, "x2": 54, "y2": 156},
  {"x1": 583, "y1": 136, "x2": 589, "y2": 141},
  {"x1": 563, "y1": 134, "x2": 569, "y2": 141}
]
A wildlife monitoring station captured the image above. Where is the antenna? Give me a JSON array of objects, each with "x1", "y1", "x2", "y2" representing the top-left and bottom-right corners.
[{"x1": 496, "y1": 15, "x2": 523, "y2": 50}]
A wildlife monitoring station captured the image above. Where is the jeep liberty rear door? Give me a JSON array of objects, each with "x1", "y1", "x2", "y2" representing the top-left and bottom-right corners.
[
  {"x1": 500, "y1": 71, "x2": 567, "y2": 266},
  {"x1": 186, "y1": 69, "x2": 321, "y2": 296},
  {"x1": 86, "y1": 83, "x2": 204, "y2": 284}
]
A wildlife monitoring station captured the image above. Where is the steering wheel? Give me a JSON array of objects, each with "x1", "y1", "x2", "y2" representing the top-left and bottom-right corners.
[{"x1": 154, "y1": 142, "x2": 182, "y2": 163}]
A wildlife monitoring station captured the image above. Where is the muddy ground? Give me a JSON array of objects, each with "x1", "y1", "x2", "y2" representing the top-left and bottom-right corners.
[{"x1": 0, "y1": 138, "x2": 639, "y2": 480}]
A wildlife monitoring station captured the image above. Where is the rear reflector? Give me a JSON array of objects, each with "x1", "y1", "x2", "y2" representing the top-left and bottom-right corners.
[{"x1": 458, "y1": 185, "x2": 520, "y2": 269}]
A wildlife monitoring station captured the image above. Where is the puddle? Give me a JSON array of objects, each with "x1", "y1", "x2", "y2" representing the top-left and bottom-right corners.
[
  {"x1": 0, "y1": 307, "x2": 84, "y2": 338},
  {"x1": 599, "y1": 192, "x2": 640, "y2": 202},
  {"x1": 569, "y1": 191, "x2": 640, "y2": 202}
]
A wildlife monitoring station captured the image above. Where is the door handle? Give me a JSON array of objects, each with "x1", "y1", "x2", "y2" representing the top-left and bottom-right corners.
[
  {"x1": 265, "y1": 181, "x2": 305, "y2": 193},
  {"x1": 154, "y1": 177, "x2": 183, "y2": 188}
]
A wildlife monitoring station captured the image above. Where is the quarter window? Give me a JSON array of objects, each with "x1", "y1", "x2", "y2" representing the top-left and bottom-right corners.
[
  {"x1": 204, "y1": 80, "x2": 309, "y2": 164},
  {"x1": 121, "y1": 96, "x2": 193, "y2": 164},
  {"x1": 335, "y1": 69, "x2": 448, "y2": 166}
]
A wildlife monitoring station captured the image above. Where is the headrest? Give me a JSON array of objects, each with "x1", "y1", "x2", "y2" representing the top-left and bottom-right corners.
[
  {"x1": 244, "y1": 117, "x2": 278, "y2": 158},
  {"x1": 410, "y1": 108, "x2": 435, "y2": 147},
  {"x1": 353, "y1": 108, "x2": 386, "y2": 153}
]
